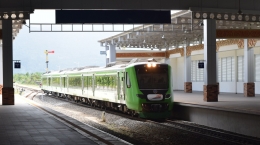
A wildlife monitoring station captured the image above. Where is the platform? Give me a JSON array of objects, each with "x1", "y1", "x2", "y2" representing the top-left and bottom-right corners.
[
  {"x1": 0, "y1": 95, "x2": 129, "y2": 145},
  {"x1": 172, "y1": 91, "x2": 260, "y2": 138}
]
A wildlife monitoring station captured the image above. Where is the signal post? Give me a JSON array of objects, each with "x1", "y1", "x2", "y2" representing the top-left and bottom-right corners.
[{"x1": 45, "y1": 50, "x2": 54, "y2": 72}]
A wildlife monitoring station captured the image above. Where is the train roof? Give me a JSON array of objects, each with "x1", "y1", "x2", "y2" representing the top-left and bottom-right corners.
[{"x1": 42, "y1": 58, "x2": 168, "y2": 76}]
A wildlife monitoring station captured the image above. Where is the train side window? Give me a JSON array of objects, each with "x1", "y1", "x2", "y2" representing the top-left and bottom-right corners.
[{"x1": 126, "y1": 72, "x2": 131, "y2": 88}]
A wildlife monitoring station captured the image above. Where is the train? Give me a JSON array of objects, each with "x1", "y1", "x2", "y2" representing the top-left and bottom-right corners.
[{"x1": 41, "y1": 59, "x2": 173, "y2": 119}]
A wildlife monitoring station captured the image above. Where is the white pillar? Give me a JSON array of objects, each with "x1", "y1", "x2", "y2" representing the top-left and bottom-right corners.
[
  {"x1": 199, "y1": 38, "x2": 203, "y2": 44},
  {"x1": 244, "y1": 39, "x2": 254, "y2": 83},
  {"x1": 203, "y1": 19, "x2": 218, "y2": 102},
  {"x1": 164, "y1": 46, "x2": 170, "y2": 64},
  {"x1": 243, "y1": 39, "x2": 255, "y2": 97},
  {"x1": 235, "y1": 50, "x2": 238, "y2": 94},
  {"x1": 109, "y1": 44, "x2": 116, "y2": 63},
  {"x1": 164, "y1": 58, "x2": 170, "y2": 64},
  {"x1": 184, "y1": 42, "x2": 191, "y2": 82},
  {"x1": 184, "y1": 41, "x2": 192, "y2": 93},
  {"x1": 2, "y1": 19, "x2": 14, "y2": 105},
  {"x1": 105, "y1": 45, "x2": 109, "y2": 65}
]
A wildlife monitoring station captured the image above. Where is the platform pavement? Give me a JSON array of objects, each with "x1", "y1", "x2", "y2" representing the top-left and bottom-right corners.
[
  {"x1": 0, "y1": 95, "x2": 130, "y2": 145},
  {"x1": 172, "y1": 91, "x2": 260, "y2": 138},
  {"x1": 174, "y1": 91, "x2": 260, "y2": 115}
]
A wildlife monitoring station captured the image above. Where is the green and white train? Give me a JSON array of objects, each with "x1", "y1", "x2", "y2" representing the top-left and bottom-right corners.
[{"x1": 41, "y1": 60, "x2": 173, "y2": 119}]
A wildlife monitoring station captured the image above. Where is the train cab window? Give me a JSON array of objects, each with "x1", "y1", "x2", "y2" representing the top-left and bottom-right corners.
[{"x1": 126, "y1": 72, "x2": 131, "y2": 88}]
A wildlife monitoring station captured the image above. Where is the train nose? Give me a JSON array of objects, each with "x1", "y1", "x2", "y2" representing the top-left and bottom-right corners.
[
  {"x1": 151, "y1": 104, "x2": 162, "y2": 111},
  {"x1": 142, "y1": 103, "x2": 169, "y2": 112}
]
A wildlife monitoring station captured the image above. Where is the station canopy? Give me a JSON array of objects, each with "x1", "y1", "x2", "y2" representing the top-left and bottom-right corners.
[{"x1": 98, "y1": 10, "x2": 260, "y2": 50}]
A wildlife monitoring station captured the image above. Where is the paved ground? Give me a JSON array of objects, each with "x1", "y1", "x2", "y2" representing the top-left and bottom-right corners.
[
  {"x1": 0, "y1": 95, "x2": 98, "y2": 145},
  {"x1": 174, "y1": 91, "x2": 260, "y2": 114}
]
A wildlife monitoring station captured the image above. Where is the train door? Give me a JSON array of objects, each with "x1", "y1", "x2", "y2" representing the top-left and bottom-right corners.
[
  {"x1": 81, "y1": 74, "x2": 84, "y2": 95},
  {"x1": 125, "y1": 71, "x2": 131, "y2": 101},
  {"x1": 92, "y1": 74, "x2": 95, "y2": 97},
  {"x1": 117, "y1": 72, "x2": 120, "y2": 101},
  {"x1": 48, "y1": 77, "x2": 51, "y2": 91},
  {"x1": 119, "y1": 71, "x2": 125, "y2": 102},
  {"x1": 61, "y1": 76, "x2": 66, "y2": 93},
  {"x1": 60, "y1": 76, "x2": 62, "y2": 92},
  {"x1": 67, "y1": 75, "x2": 69, "y2": 92}
]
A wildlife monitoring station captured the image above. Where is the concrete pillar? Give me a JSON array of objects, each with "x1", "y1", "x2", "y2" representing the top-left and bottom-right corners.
[
  {"x1": 164, "y1": 46, "x2": 170, "y2": 64},
  {"x1": 2, "y1": 20, "x2": 14, "y2": 105},
  {"x1": 109, "y1": 44, "x2": 116, "y2": 63},
  {"x1": 203, "y1": 19, "x2": 218, "y2": 102},
  {"x1": 105, "y1": 45, "x2": 109, "y2": 65},
  {"x1": 234, "y1": 50, "x2": 238, "y2": 94},
  {"x1": 184, "y1": 41, "x2": 192, "y2": 93},
  {"x1": 0, "y1": 43, "x2": 2, "y2": 94},
  {"x1": 216, "y1": 52, "x2": 219, "y2": 94},
  {"x1": 243, "y1": 39, "x2": 255, "y2": 97},
  {"x1": 199, "y1": 38, "x2": 202, "y2": 44},
  {"x1": 175, "y1": 43, "x2": 179, "y2": 48},
  {"x1": 164, "y1": 58, "x2": 170, "y2": 64}
]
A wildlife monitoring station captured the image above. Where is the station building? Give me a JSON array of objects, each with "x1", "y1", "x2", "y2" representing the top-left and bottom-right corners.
[{"x1": 99, "y1": 10, "x2": 260, "y2": 98}]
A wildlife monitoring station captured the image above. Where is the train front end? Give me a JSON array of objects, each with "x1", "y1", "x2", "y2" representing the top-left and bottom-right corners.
[{"x1": 125, "y1": 62, "x2": 173, "y2": 119}]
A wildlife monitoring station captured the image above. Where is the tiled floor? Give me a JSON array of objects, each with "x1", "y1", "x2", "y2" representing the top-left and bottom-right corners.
[
  {"x1": 174, "y1": 91, "x2": 260, "y2": 114},
  {"x1": 0, "y1": 95, "x2": 98, "y2": 145}
]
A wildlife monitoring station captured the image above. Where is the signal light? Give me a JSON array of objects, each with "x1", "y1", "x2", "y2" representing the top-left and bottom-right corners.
[
  {"x1": 147, "y1": 63, "x2": 152, "y2": 67},
  {"x1": 152, "y1": 63, "x2": 156, "y2": 67}
]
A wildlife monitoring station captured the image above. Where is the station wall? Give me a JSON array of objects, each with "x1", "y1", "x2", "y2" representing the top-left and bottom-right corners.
[{"x1": 170, "y1": 45, "x2": 260, "y2": 94}]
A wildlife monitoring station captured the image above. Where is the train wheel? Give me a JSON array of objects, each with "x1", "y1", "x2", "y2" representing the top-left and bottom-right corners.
[{"x1": 131, "y1": 111, "x2": 134, "y2": 117}]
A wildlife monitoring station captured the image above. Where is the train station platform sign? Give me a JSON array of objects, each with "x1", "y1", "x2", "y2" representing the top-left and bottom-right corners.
[{"x1": 55, "y1": 10, "x2": 171, "y2": 24}]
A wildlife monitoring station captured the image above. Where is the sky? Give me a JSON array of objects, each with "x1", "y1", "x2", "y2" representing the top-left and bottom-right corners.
[
  {"x1": 13, "y1": 10, "x2": 120, "y2": 73},
  {"x1": 13, "y1": 10, "x2": 179, "y2": 74}
]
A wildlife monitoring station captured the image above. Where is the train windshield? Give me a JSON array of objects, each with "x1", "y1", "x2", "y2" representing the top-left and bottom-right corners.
[{"x1": 135, "y1": 64, "x2": 169, "y2": 89}]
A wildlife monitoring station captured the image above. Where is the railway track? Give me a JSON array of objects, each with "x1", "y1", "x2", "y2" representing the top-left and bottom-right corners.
[
  {"x1": 17, "y1": 85, "x2": 260, "y2": 145},
  {"x1": 146, "y1": 120, "x2": 260, "y2": 145}
]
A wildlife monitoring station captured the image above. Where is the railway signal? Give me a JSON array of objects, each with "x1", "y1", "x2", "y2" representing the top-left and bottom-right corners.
[{"x1": 45, "y1": 50, "x2": 55, "y2": 72}]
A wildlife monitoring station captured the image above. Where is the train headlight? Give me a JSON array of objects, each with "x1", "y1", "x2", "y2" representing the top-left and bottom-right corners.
[
  {"x1": 152, "y1": 63, "x2": 156, "y2": 67},
  {"x1": 147, "y1": 63, "x2": 152, "y2": 67}
]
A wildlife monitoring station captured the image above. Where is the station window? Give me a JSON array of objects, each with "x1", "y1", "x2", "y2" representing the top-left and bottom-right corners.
[
  {"x1": 238, "y1": 56, "x2": 244, "y2": 82},
  {"x1": 219, "y1": 57, "x2": 235, "y2": 82},
  {"x1": 191, "y1": 60, "x2": 204, "y2": 82},
  {"x1": 255, "y1": 55, "x2": 260, "y2": 82}
]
